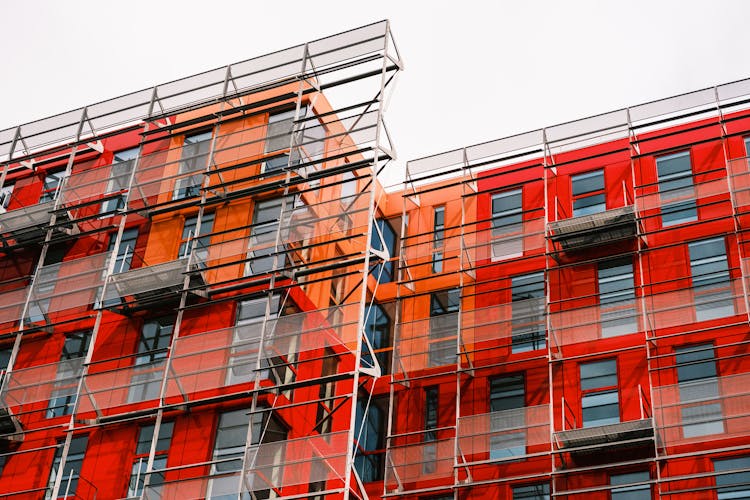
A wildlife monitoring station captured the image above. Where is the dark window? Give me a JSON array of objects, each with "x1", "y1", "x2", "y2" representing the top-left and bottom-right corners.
[
  {"x1": 511, "y1": 272, "x2": 545, "y2": 353},
  {"x1": 512, "y1": 483, "x2": 550, "y2": 500},
  {"x1": 714, "y1": 456, "x2": 750, "y2": 500},
  {"x1": 580, "y1": 359, "x2": 619, "y2": 427},
  {"x1": 371, "y1": 218, "x2": 397, "y2": 283},
  {"x1": 128, "y1": 422, "x2": 173, "y2": 497},
  {"x1": 246, "y1": 197, "x2": 287, "y2": 276},
  {"x1": 572, "y1": 170, "x2": 605, "y2": 217},
  {"x1": 424, "y1": 387, "x2": 439, "y2": 441},
  {"x1": 657, "y1": 151, "x2": 696, "y2": 226},
  {"x1": 136, "y1": 316, "x2": 174, "y2": 366},
  {"x1": 432, "y1": 206, "x2": 445, "y2": 273},
  {"x1": 46, "y1": 436, "x2": 87, "y2": 498},
  {"x1": 598, "y1": 258, "x2": 637, "y2": 336},
  {"x1": 354, "y1": 397, "x2": 386, "y2": 482},
  {"x1": 47, "y1": 331, "x2": 91, "y2": 418},
  {"x1": 610, "y1": 471, "x2": 651, "y2": 500},
  {"x1": 363, "y1": 303, "x2": 392, "y2": 374}
]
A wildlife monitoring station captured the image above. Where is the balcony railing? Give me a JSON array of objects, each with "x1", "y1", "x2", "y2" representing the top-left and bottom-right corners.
[
  {"x1": 385, "y1": 430, "x2": 455, "y2": 494},
  {"x1": 0, "y1": 200, "x2": 78, "y2": 246},
  {"x1": 548, "y1": 205, "x2": 637, "y2": 251}
]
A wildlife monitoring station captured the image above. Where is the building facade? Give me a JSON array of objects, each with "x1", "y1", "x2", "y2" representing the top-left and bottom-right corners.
[{"x1": 0, "y1": 19, "x2": 749, "y2": 500}]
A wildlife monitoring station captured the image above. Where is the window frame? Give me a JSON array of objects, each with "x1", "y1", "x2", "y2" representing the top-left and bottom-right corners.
[
  {"x1": 579, "y1": 358, "x2": 620, "y2": 428},
  {"x1": 510, "y1": 272, "x2": 546, "y2": 353},
  {"x1": 571, "y1": 169, "x2": 606, "y2": 217},
  {"x1": 490, "y1": 188, "x2": 523, "y2": 261},
  {"x1": 656, "y1": 150, "x2": 697, "y2": 227}
]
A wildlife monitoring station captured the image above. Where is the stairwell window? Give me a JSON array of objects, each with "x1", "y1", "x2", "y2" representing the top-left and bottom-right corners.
[
  {"x1": 423, "y1": 386, "x2": 439, "y2": 474},
  {"x1": 689, "y1": 237, "x2": 733, "y2": 321},
  {"x1": 571, "y1": 170, "x2": 605, "y2": 217},
  {"x1": 580, "y1": 359, "x2": 619, "y2": 427},
  {"x1": 371, "y1": 218, "x2": 397, "y2": 283},
  {"x1": 491, "y1": 189, "x2": 523, "y2": 260},
  {"x1": 354, "y1": 396, "x2": 387, "y2": 482},
  {"x1": 676, "y1": 344, "x2": 723, "y2": 437},
  {"x1": 657, "y1": 151, "x2": 697, "y2": 226}
]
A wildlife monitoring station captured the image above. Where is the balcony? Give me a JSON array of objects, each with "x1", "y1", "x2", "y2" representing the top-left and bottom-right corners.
[
  {"x1": 548, "y1": 205, "x2": 636, "y2": 252},
  {"x1": 555, "y1": 418, "x2": 653, "y2": 450},
  {"x1": 0, "y1": 200, "x2": 78, "y2": 246},
  {"x1": 104, "y1": 257, "x2": 206, "y2": 308}
]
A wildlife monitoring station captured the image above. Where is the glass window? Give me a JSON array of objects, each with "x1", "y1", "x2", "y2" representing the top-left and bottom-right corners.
[
  {"x1": 354, "y1": 397, "x2": 386, "y2": 482},
  {"x1": 511, "y1": 272, "x2": 545, "y2": 353},
  {"x1": 264, "y1": 108, "x2": 302, "y2": 173},
  {"x1": 109, "y1": 228, "x2": 139, "y2": 274},
  {"x1": 428, "y1": 289, "x2": 459, "y2": 366},
  {"x1": 47, "y1": 331, "x2": 91, "y2": 418},
  {"x1": 341, "y1": 170, "x2": 356, "y2": 203},
  {"x1": 432, "y1": 206, "x2": 445, "y2": 273},
  {"x1": 657, "y1": 151, "x2": 697, "y2": 226},
  {"x1": 489, "y1": 375, "x2": 526, "y2": 459},
  {"x1": 363, "y1": 303, "x2": 392, "y2": 374},
  {"x1": 512, "y1": 483, "x2": 550, "y2": 500},
  {"x1": 0, "y1": 183, "x2": 14, "y2": 212},
  {"x1": 102, "y1": 147, "x2": 138, "y2": 214},
  {"x1": 580, "y1": 359, "x2": 619, "y2": 427},
  {"x1": 40, "y1": 170, "x2": 66, "y2": 204},
  {"x1": 689, "y1": 237, "x2": 733, "y2": 321},
  {"x1": 174, "y1": 130, "x2": 211, "y2": 200},
  {"x1": 46, "y1": 436, "x2": 87, "y2": 499},
  {"x1": 371, "y1": 218, "x2": 397, "y2": 283},
  {"x1": 714, "y1": 456, "x2": 750, "y2": 500},
  {"x1": 491, "y1": 189, "x2": 523, "y2": 259},
  {"x1": 179, "y1": 212, "x2": 214, "y2": 261},
  {"x1": 246, "y1": 197, "x2": 289, "y2": 276},
  {"x1": 676, "y1": 344, "x2": 723, "y2": 437},
  {"x1": 572, "y1": 170, "x2": 605, "y2": 217},
  {"x1": 610, "y1": 471, "x2": 651, "y2": 500},
  {"x1": 128, "y1": 422, "x2": 173, "y2": 498},
  {"x1": 598, "y1": 258, "x2": 637, "y2": 337},
  {"x1": 230, "y1": 294, "x2": 280, "y2": 385},
  {"x1": 424, "y1": 386, "x2": 439, "y2": 442},
  {"x1": 136, "y1": 316, "x2": 174, "y2": 365}
]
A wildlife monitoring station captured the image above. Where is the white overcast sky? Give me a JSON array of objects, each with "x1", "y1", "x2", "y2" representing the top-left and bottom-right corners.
[{"x1": 2, "y1": 1, "x2": 750, "y2": 186}]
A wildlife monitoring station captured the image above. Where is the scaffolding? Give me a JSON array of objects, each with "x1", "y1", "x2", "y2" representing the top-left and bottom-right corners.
[
  {"x1": 387, "y1": 77, "x2": 750, "y2": 499},
  {"x1": 0, "y1": 20, "x2": 402, "y2": 500}
]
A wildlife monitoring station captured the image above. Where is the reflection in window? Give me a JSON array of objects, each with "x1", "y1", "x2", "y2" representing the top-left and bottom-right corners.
[
  {"x1": 354, "y1": 397, "x2": 386, "y2": 482},
  {"x1": 363, "y1": 303, "x2": 392, "y2": 374},
  {"x1": 128, "y1": 422, "x2": 173, "y2": 497}
]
